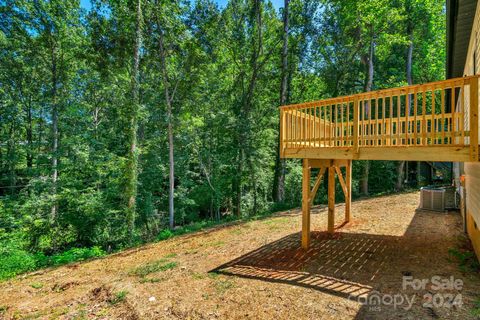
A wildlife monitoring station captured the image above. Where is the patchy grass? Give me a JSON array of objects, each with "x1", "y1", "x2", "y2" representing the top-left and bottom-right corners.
[
  {"x1": 20, "y1": 309, "x2": 48, "y2": 319},
  {"x1": 109, "y1": 290, "x2": 128, "y2": 305},
  {"x1": 0, "y1": 305, "x2": 8, "y2": 315},
  {"x1": 207, "y1": 272, "x2": 219, "y2": 279},
  {"x1": 156, "y1": 219, "x2": 235, "y2": 241},
  {"x1": 96, "y1": 308, "x2": 109, "y2": 317},
  {"x1": 207, "y1": 272, "x2": 235, "y2": 295},
  {"x1": 72, "y1": 304, "x2": 88, "y2": 320},
  {"x1": 191, "y1": 271, "x2": 206, "y2": 280},
  {"x1": 30, "y1": 282, "x2": 43, "y2": 289},
  {"x1": 229, "y1": 228, "x2": 243, "y2": 235},
  {"x1": 262, "y1": 217, "x2": 290, "y2": 226},
  {"x1": 139, "y1": 277, "x2": 163, "y2": 284},
  {"x1": 214, "y1": 278, "x2": 234, "y2": 295},
  {"x1": 208, "y1": 240, "x2": 225, "y2": 247},
  {"x1": 49, "y1": 307, "x2": 69, "y2": 318},
  {"x1": 129, "y1": 259, "x2": 177, "y2": 278},
  {"x1": 448, "y1": 238, "x2": 480, "y2": 273},
  {"x1": 470, "y1": 298, "x2": 480, "y2": 318}
]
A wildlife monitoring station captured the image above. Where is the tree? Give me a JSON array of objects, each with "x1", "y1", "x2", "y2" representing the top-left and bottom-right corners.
[
  {"x1": 272, "y1": 0, "x2": 289, "y2": 203},
  {"x1": 226, "y1": 0, "x2": 263, "y2": 216},
  {"x1": 155, "y1": 3, "x2": 176, "y2": 229},
  {"x1": 360, "y1": 36, "x2": 374, "y2": 196},
  {"x1": 124, "y1": 0, "x2": 143, "y2": 239}
]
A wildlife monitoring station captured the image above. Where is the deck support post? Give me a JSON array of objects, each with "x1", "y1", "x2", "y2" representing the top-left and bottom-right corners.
[
  {"x1": 302, "y1": 159, "x2": 311, "y2": 249},
  {"x1": 301, "y1": 159, "x2": 352, "y2": 248},
  {"x1": 345, "y1": 160, "x2": 352, "y2": 223},
  {"x1": 328, "y1": 166, "x2": 336, "y2": 234}
]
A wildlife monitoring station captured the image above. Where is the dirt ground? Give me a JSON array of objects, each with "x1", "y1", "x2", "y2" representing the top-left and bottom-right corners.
[{"x1": 1, "y1": 192, "x2": 480, "y2": 319}]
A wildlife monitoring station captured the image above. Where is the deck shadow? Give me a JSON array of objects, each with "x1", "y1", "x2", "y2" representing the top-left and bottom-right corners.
[
  {"x1": 210, "y1": 209, "x2": 467, "y2": 319},
  {"x1": 211, "y1": 231, "x2": 400, "y2": 300}
]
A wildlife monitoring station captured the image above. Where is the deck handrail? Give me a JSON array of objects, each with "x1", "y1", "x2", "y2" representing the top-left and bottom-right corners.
[{"x1": 279, "y1": 75, "x2": 480, "y2": 162}]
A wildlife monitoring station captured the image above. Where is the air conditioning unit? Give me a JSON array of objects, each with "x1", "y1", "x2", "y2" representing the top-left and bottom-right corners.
[{"x1": 419, "y1": 187, "x2": 446, "y2": 212}]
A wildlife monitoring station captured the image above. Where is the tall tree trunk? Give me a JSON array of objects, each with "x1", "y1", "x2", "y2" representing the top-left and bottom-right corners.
[
  {"x1": 167, "y1": 100, "x2": 174, "y2": 229},
  {"x1": 126, "y1": 0, "x2": 143, "y2": 238},
  {"x1": 272, "y1": 0, "x2": 289, "y2": 203},
  {"x1": 360, "y1": 37, "x2": 374, "y2": 196},
  {"x1": 397, "y1": 30, "x2": 414, "y2": 191},
  {"x1": 235, "y1": 0, "x2": 262, "y2": 217},
  {"x1": 36, "y1": 102, "x2": 45, "y2": 173},
  {"x1": 50, "y1": 43, "x2": 58, "y2": 221},
  {"x1": 406, "y1": 34, "x2": 413, "y2": 86},
  {"x1": 251, "y1": 161, "x2": 258, "y2": 214},
  {"x1": 157, "y1": 13, "x2": 175, "y2": 229},
  {"x1": 365, "y1": 39, "x2": 374, "y2": 90},
  {"x1": 7, "y1": 121, "x2": 17, "y2": 195},
  {"x1": 234, "y1": 155, "x2": 242, "y2": 217},
  {"x1": 396, "y1": 160, "x2": 406, "y2": 191},
  {"x1": 25, "y1": 101, "x2": 33, "y2": 170}
]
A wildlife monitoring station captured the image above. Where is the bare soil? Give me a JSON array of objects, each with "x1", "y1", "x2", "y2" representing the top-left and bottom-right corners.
[{"x1": 1, "y1": 192, "x2": 479, "y2": 319}]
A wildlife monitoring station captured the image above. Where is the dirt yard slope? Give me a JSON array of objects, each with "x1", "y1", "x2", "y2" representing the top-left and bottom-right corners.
[{"x1": 1, "y1": 192, "x2": 479, "y2": 319}]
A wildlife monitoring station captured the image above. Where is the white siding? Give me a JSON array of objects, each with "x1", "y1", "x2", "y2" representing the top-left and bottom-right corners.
[
  {"x1": 465, "y1": 163, "x2": 480, "y2": 226},
  {"x1": 462, "y1": 1, "x2": 480, "y2": 247}
]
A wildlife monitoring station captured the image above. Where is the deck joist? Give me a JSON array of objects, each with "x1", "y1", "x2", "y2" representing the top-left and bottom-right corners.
[{"x1": 283, "y1": 146, "x2": 474, "y2": 162}]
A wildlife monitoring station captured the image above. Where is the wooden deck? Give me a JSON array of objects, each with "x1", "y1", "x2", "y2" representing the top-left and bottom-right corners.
[
  {"x1": 279, "y1": 75, "x2": 480, "y2": 249},
  {"x1": 280, "y1": 75, "x2": 480, "y2": 162}
]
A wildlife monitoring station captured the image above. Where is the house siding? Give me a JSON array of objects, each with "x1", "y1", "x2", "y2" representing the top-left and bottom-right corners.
[
  {"x1": 461, "y1": 0, "x2": 480, "y2": 260},
  {"x1": 465, "y1": 163, "x2": 480, "y2": 257}
]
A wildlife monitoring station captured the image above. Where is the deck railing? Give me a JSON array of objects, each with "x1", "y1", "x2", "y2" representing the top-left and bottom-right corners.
[{"x1": 279, "y1": 75, "x2": 479, "y2": 162}]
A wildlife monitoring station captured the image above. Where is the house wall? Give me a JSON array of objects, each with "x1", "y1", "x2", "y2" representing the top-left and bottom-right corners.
[
  {"x1": 462, "y1": 0, "x2": 480, "y2": 260},
  {"x1": 465, "y1": 164, "x2": 480, "y2": 256}
]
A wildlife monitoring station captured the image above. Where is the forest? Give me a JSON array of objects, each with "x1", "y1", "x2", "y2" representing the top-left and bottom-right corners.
[{"x1": 0, "y1": 0, "x2": 445, "y2": 279}]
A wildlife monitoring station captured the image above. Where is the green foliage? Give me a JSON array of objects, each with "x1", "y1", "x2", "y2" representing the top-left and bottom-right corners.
[
  {"x1": 0, "y1": 235, "x2": 105, "y2": 281},
  {"x1": 449, "y1": 247, "x2": 480, "y2": 273},
  {"x1": 110, "y1": 290, "x2": 128, "y2": 305},
  {"x1": 0, "y1": 245, "x2": 37, "y2": 281},
  {"x1": 156, "y1": 219, "x2": 233, "y2": 241},
  {"x1": 364, "y1": 161, "x2": 398, "y2": 194},
  {"x1": 471, "y1": 298, "x2": 480, "y2": 317},
  {"x1": 213, "y1": 277, "x2": 235, "y2": 295},
  {"x1": 35, "y1": 247, "x2": 106, "y2": 268},
  {"x1": 283, "y1": 161, "x2": 303, "y2": 205},
  {"x1": 30, "y1": 282, "x2": 43, "y2": 289},
  {"x1": 139, "y1": 277, "x2": 163, "y2": 283},
  {"x1": 157, "y1": 229, "x2": 175, "y2": 241},
  {"x1": 0, "y1": 306, "x2": 7, "y2": 315}
]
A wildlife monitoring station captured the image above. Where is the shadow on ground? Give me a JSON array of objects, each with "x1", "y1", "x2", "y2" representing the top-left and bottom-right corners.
[
  {"x1": 211, "y1": 210, "x2": 467, "y2": 319},
  {"x1": 212, "y1": 231, "x2": 392, "y2": 300}
]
